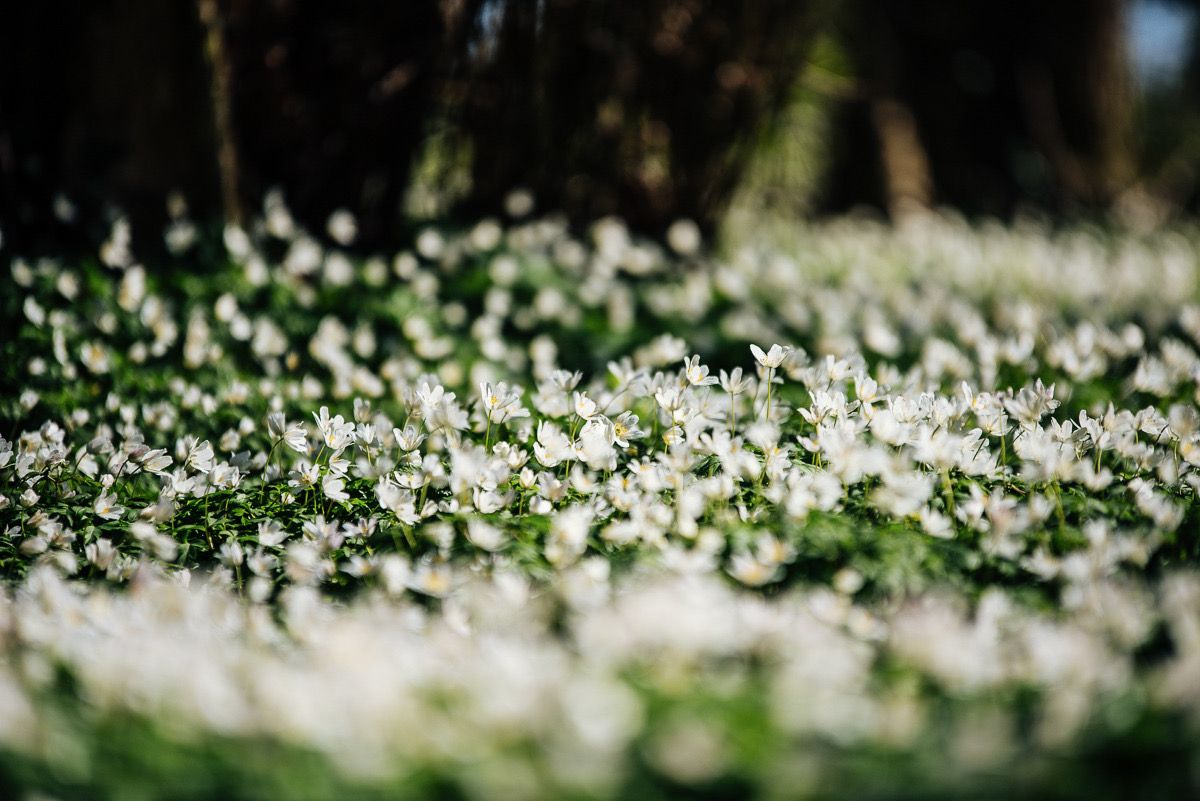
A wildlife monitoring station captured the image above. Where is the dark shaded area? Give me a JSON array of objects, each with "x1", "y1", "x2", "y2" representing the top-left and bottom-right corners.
[
  {"x1": 219, "y1": 0, "x2": 458, "y2": 243},
  {"x1": 0, "y1": 0, "x2": 828, "y2": 249},
  {"x1": 0, "y1": 0, "x2": 219, "y2": 252},
  {"x1": 1, "y1": 0, "x2": 1197, "y2": 252},
  {"x1": 822, "y1": 0, "x2": 1133, "y2": 218},
  {"x1": 448, "y1": 0, "x2": 824, "y2": 236},
  {"x1": 1137, "y1": 0, "x2": 1200, "y2": 214}
]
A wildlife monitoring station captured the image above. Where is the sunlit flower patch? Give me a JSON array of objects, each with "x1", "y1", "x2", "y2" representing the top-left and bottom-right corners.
[{"x1": 1, "y1": 207, "x2": 1199, "y2": 798}]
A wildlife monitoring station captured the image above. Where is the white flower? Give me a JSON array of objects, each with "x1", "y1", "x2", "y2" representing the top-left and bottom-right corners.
[
  {"x1": 546, "y1": 506, "x2": 593, "y2": 567},
  {"x1": 473, "y1": 487, "x2": 509, "y2": 514},
  {"x1": 210, "y1": 463, "x2": 242, "y2": 489},
  {"x1": 683, "y1": 355, "x2": 718, "y2": 387},
  {"x1": 613, "y1": 411, "x2": 644, "y2": 448},
  {"x1": 409, "y1": 559, "x2": 452, "y2": 597},
  {"x1": 577, "y1": 416, "x2": 617, "y2": 470},
  {"x1": 1003, "y1": 380, "x2": 1059, "y2": 429},
  {"x1": 183, "y1": 439, "x2": 215, "y2": 474},
  {"x1": 727, "y1": 552, "x2": 781, "y2": 587},
  {"x1": 322, "y1": 473, "x2": 349, "y2": 503},
  {"x1": 534, "y1": 422, "x2": 574, "y2": 467},
  {"x1": 282, "y1": 424, "x2": 309, "y2": 454},
  {"x1": 313, "y1": 406, "x2": 355, "y2": 453},
  {"x1": 666, "y1": 218, "x2": 702, "y2": 255},
  {"x1": 23, "y1": 297, "x2": 45, "y2": 326},
  {"x1": 85, "y1": 539, "x2": 116, "y2": 570},
  {"x1": 376, "y1": 481, "x2": 420, "y2": 525},
  {"x1": 920, "y1": 507, "x2": 955, "y2": 539},
  {"x1": 139, "y1": 448, "x2": 173, "y2": 475},
  {"x1": 392, "y1": 425, "x2": 426, "y2": 452},
  {"x1": 257, "y1": 520, "x2": 290, "y2": 548},
  {"x1": 219, "y1": 539, "x2": 245, "y2": 567},
  {"x1": 289, "y1": 462, "x2": 320, "y2": 490},
  {"x1": 94, "y1": 492, "x2": 125, "y2": 520},
  {"x1": 466, "y1": 519, "x2": 506, "y2": 551},
  {"x1": 326, "y1": 209, "x2": 358, "y2": 246},
  {"x1": 479, "y1": 381, "x2": 529, "y2": 424},
  {"x1": 719, "y1": 367, "x2": 751, "y2": 395},
  {"x1": 573, "y1": 391, "x2": 599, "y2": 419},
  {"x1": 80, "y1": 341, "x2": 112, "y2": 374},
  {"x1": 266, "y1": 411, "x2": 288, "y2": 439},
  {"x1": 750, "y1": 343, "x2": 791, "y2": 369}
]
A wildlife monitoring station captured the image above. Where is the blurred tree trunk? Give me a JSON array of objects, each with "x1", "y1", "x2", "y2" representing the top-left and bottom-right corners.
[
  {"x1": 0, "y1": 1, "x2": 467, "y2": 252},
  {"x1": 449, "y1": 0, "x2": 826, "y2": 236},
  {"x1": 1184, "y1": 7, "x2": 1200, "y2": 212},
  {"x1": 822, "y1": 0, "x2": 1135, "y2": 218},
  {"x1": 1021, "y1": 0, "x2": 1133, "y2": 205},
  {"x1": 1139, "y1": 0, "x2": 1200, "y2": 214},
  {"x1": 198, "y1": 0, "x2": 244, "y2": 226},
  {"x1": 5, "y1": 0, "x2": 1141, "y2": 250}
]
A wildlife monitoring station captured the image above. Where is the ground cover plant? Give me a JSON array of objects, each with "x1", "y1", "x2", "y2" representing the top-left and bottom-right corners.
[{"x1": 2, "y1": 205, "x2": 1200, "y2": 800}]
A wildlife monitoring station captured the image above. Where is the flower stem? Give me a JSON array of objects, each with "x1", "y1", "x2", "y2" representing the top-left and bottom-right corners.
[
  {"x1": 765, "y1": 368, "x2": 774, "y2": 421},
  {"x1": 941, "y1": 470, "x2": 956, "y2": 519}
]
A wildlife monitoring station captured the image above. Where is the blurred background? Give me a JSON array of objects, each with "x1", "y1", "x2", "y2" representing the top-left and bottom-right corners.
[{"x1": 1, "y1": 0, "x2": 1198, "y2": 253}]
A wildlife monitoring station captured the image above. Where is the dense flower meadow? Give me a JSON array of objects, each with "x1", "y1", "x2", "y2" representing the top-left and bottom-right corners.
[{"x1": 2, "y1": 202, "x2": 1200, "y2": 799}]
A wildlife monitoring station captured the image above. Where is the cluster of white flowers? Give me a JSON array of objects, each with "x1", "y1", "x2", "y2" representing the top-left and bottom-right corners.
[
  {"x1": 1, "y1": 331, "x2": 1192, "y2": 595},
  {"x1": 2, "y1": 204, "x2": 1200, "y2": 795},
  {"x1": 0, "y1": 565, "x2": 1196, "y2": 797}
]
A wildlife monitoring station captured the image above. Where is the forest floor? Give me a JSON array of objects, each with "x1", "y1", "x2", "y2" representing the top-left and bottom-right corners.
[{"x1": 1, "y1": 212, "x2": 1199, "y2": 800}]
